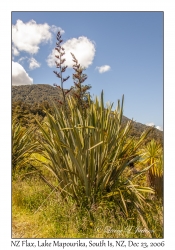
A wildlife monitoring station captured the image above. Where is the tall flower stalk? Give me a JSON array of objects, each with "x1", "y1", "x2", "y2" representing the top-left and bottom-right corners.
[
  {"x1": 71, "y1": 52, "x2": 91, "y2": 115},
  {"x1": 53, "y1": 31, "x2": 70, "y2": 114},
  {"x1": 53, "y1": 32, "x2": 92, "y2": 119}
]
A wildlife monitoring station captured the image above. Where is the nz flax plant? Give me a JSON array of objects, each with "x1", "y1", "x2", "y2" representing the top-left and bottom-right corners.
[
  {"x1": 141, "y1": 139, "x2": 163, "y2": 200},
  {"x1": 36, "y1": 91, "x2": 154, "y2": 231},
  {"x1": 12, "y1": 119, "x2": 38, "y2": 173}
]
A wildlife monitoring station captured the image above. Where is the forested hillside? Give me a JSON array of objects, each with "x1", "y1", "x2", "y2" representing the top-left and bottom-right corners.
[{"x1": 12, "y1": 84, "x2": 69, "y2": 104}]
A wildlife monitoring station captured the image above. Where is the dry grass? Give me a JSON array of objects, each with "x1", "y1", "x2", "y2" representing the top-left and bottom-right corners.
[{"x1": 12, "y1": 172, "x2": 163, "y2": 239}]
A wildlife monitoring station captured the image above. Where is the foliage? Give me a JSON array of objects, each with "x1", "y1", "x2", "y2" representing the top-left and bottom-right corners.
[
  {"x1": 12, "y1": 84, "x2": 64, "y2": 105},
  {"x1": 12, "y1": 84, "x2": 163, "y2": 146},
  {"x1": 12, "y1": 119, "x2": 38, "y2": 173},
  {"x1": 12, "y1": 100, "x2": 52, "y2": 126},
  {"x1": 35, "y1": 91, "x2": 157, "y2": 232},
  {"x1": 141, "y1": 140, "x2": 163, "y2": 200},
  {"x1": 12, "y1": 174, "x2": 163, "y2": 238}
]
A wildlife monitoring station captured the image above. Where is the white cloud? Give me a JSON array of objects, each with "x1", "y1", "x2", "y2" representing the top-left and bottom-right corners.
[
  {"x1": 28, "y1": 57, "x2": 41, "y2": 70},
  {"x1": 156, "y1": 126, "x2": 163, "y2": 131},
  {"x1": 12, "y1": 46, "x2": 19, "y2": 56},
  {"x1": 47, "y1": 36, "x2": 95, "y2": 68},
  {"x1": 146, "y1": 122, "x2": 155, "y2": 127},
  {"x1": 12, "y1": 61, "x2": 33, "y2": 86},
  {"x1": 146, "y1": 123, "x2": 163, "y2": 131},
  {"x1": 18, "y1": 56, "x2": 28, "y2": 64},
  {"x1": 96, "y1": 65, "x2": 111, "y2": 73},
  {"x1": 50, "y1": 25, "x2": 65, "y2": 34},
  {"x1": 17, "y1": 56, "x2": 40, "y2": 70},
  {"x1": 12, "y1": 19, "x2": 52, "y2": 55}
]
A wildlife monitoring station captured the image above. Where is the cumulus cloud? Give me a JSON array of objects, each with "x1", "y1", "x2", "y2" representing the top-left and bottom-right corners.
[
  {"x1": 47, "y1": 36, "x2": 95, "y2": 68},
  {"x1": 146, "y1": 123, "x2": 163, "y2": 131},
  {"x1": 12, "y1": 61, "x2": 33, "y2": 86},
  {"x1": 12, "y1": 19, "x2": 52, "y2": 55},
  {"x1": 50, "y1": 25, "x2": 65, "y2": 34},
  {"x1": 12, "y1": 46, "x2": 19, "y2": 56},
  {"x1": 28, "y1": 57, "x2": 41, "y2": 70},
  {"x1": 17, "y1": 57, "x2": 40, "y2": 70},
  {"x1": 96, "y1": 65, "x2": 111, "y2": 73}
]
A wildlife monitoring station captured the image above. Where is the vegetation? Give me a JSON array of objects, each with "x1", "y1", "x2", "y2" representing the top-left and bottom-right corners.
[
  {"x1": 12, "y1": 89, "x2": 163, "y2": 145},
  {"x1": 70, "y1": 52, "x2": 92, "y2": 114},
  {"x1": 12, "y1": 84, "x2": 64, "y2": 105},
  {"x1": 12, "y1": 119, "x2": 38, "y2": 173},
  {"x1": 140, "y1": 139, "x2": 163, "y2": 200},
  {"x1": 53, "y1": 31, "x2": 71, "y2": 110},
  {"x1": 12, "y1": 172, "x2": 163, "y2": 238},
  {"x1": 12, "y1": 31, "x2": 163, "y2": 238}
]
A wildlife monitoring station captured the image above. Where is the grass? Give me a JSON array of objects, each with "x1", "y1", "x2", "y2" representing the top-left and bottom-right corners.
[{"x1": 12, "y1": 171, "x2": 163, "y2": 238}]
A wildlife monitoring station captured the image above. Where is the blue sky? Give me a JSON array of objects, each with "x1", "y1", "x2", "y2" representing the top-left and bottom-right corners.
[{"x1": 12, "y1": 11, "x2": 163, "y2": 130}]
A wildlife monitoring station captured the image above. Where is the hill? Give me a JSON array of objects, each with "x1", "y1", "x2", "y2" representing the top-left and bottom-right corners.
[
  {"x1": 12, "y1": 84, "x2": 163, "y2": 146},
  {"x1": 12, "y1": 84, "x2": 70, "y2": 104}
]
